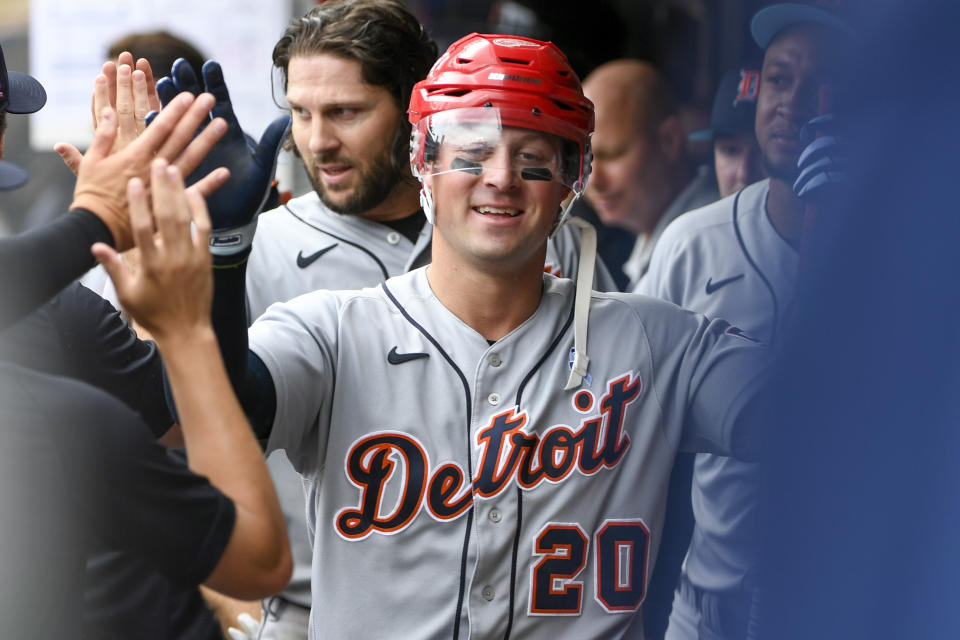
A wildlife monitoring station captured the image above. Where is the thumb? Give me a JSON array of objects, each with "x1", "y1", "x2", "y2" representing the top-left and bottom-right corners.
[
  {"x1": 91, "y1": 242, "x2": 129, "y2": 298},
  {"x1": 254, "y1": 114, "x2": 292, "y2": 169},
  {"x1": 86, "y1": 107, "x2": 119, "y2": 162},
  {"x1": 54, "y1": 143, "x2": 84, "y2": 176}
]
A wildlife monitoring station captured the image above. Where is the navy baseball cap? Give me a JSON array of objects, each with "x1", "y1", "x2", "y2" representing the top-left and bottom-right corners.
[
  {"x1": 0, "y1": 42, "x2": 47, "y2": 190},
  {"x1": 751, "y1": 1, "x2": 857, "y2": 49},
  {"x1": 0, "y1": 161, "x2": 27, "y2": 190},
  {"x1": 0, "y1": 43, "x2": 47, "y2": 115},
  {"x1": 690, "y1": 67, "x2": 760, "y2": 143}
]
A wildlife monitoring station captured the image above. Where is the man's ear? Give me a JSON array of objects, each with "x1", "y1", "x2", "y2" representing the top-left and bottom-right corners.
[{"x1": 656, "y1": 114, "x2": 686, "y2": 164}]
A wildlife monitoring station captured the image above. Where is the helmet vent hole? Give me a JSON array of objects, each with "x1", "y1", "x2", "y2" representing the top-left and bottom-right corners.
[
  {"x1": 456, "y1": 57, "x2": 473, "y2": 65},
  {"x1": 500, "y1": 57, "x2": 532, "y2": 65},
  {"x1": 552, "y1": 100, "x2": 575, "y2": 112},
  {"x1": 441, "y1": 89, "x2": 470, "y2": 97}
]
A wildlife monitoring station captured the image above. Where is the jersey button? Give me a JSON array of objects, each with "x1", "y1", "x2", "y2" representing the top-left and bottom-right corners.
[
  {"x1": 386, "y1": 231, "x2": 401, "y2": 245},
  {"x1": 488, "y1": 508, "x2": 502, "y2": 523},
  {"x1": 488, "y1": 353, "x2": 502, "y2": 367},
  {"x1": 487, "y1": 393, "x2": 501, "y2": 406},
  {"x1": 482, "y1": 585, "x2": 496, "y2": 601}
]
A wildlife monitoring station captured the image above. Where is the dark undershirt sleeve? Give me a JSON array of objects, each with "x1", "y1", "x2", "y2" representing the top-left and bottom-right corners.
[
  {"x1": 52, "y1": 284, "x2": 173, "y2": 437},
  {"x1": 212, "y1": 262, "x2": 277, "y2": 441},
  {"x1": 167, "y1": 258, "x2": 277, "y2": 441},
  {"x1": 0, "y1": 209, "x2": 112, "y2": 331}
]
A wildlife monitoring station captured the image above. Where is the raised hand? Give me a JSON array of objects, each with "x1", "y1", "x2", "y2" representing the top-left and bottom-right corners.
[
  {"x1": 157, "y1": 59, "x2": 291, "y2": 264},
  {"x1": 55, "y1": 51, "x2": 161, "y2": 173},
  {"x1": 793, "y1": 114, "x2": 845, "y2": 202},
  {"x1": 70, "y1": 97, "x2": 229, "y2": 251},
  {"x1": 92, "y1": 159, "x2": 213, "y2": 343}
]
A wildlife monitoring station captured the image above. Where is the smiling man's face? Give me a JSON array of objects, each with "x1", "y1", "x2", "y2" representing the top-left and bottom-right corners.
[{"x1": 426, "y1": 126, "x2": 570, "y2": 272}]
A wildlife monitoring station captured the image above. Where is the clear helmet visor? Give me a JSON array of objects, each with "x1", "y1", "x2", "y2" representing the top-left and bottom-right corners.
[{"x1": 412, "y1": 107, "x2": 585, "y2": 195}]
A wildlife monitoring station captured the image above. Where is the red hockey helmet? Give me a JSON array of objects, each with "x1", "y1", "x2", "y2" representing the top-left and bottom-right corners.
[{"x1": 409, "y1": 33, "x2": 594, "y2": 194}]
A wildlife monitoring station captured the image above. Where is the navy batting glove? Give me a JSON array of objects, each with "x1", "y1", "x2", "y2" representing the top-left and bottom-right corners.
[
  {"x1": 156, "y1": 59, "x2": 291, "y2": 266},
  {"x1": 793, "y1": 114, "x2": 845, "y2": 202}
]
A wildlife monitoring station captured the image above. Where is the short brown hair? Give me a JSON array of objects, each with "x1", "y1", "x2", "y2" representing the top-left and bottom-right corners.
[
  {"x1": 108, "y1": 30, "x2": 206, "y2": 80},
  {"x1": 272, "y1": 0, "x2": 438, "y2": 174}
]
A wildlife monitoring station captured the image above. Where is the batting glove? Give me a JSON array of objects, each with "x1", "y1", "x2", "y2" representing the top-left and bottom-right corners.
[
  {"x1": 227, "y1": 612, "x2": 275, "y2": 640},
  {"x1": 155, "y1": 59, "x2": 291, "y2": 266},
  {"x1": 793, "y1": 114, "x2": 845, "y2": 202}
]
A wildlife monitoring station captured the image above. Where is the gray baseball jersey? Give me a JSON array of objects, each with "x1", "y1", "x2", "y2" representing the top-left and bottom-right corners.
[
  {"x1": 245, "y1": 192, "x2": 620, "y2": 618},
  {"x1": 636, "y1": 179, "x2": 796, "y2": 598},
  {"x1": 248, "y1": 267, "x2": 766, "y2": 639}
]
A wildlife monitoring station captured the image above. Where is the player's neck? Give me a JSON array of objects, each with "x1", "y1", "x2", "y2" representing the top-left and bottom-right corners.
[
  {"x1": 765, "y1": 177, "x2": 804, "y2": 250},
  {"x1": 354, "y1": 181, "x2": 422, "y2": 223},
  {"x1": 426, "y1": 250, "x2": 546, "y2": 343}
]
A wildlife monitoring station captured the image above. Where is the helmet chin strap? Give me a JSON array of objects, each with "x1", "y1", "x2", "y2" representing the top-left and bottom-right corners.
[
  {"x1": 559, "y1": 211, "x2": 597, "y2": 391},
  {"x1": 419, "y1": 185, "x2": 435, "y2": 224}
]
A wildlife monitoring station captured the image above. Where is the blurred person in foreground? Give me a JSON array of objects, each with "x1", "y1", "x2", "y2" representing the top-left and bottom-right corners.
[
  {"x1": 760, "y1": 0, "x2": 960, "y2": 637},
  {"x1": 0, "y1": 42, "x2": 291, "y2": 636},
  {"x1": 637, "y1": 3, "x2": 855, "y2": 638}
]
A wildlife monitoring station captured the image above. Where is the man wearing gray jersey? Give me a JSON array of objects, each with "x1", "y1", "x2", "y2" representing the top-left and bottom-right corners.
[
  {"x1": 201, "y1": 28, "x2": 771, "y2": 639},
  {"x1": 224, "y1": 3, "x2": 613, "y2": 637},
  {"x1": 636, "y1": 4, "x2": 853, "y2": 638}
]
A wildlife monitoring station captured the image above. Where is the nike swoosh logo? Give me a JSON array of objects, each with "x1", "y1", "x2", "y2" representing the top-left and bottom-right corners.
[
  {"x1": 296, "y1": 244, "x2": 338, "y2": 269},
  {"x1": 387, "y1": 346, "x2": 430, "y2": 365},
  {"x1": 705, "y1": 274, "x2": 744, "y2": 294}
]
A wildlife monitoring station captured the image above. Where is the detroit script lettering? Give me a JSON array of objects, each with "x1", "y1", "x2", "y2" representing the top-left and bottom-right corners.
[{"x1": 336, "y1": 373, "x2": 642, "y2": 540}]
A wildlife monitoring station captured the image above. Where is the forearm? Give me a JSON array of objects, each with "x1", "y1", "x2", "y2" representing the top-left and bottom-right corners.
[
  {"x1": 211, "y1": 258, "x2": 277, "y2": 439},
  {"x1": 212, "y1": 258, "x2": 251, "y2": 393},
  {"x1": 199, "y1": 585, "x2": 262, "y2": 639},
  {"x1": 0, "y1": 210, "x2": 111, "y2": 330},
  {"x1": 158, "y1": 326, "x2": 289, "y2": 596}
]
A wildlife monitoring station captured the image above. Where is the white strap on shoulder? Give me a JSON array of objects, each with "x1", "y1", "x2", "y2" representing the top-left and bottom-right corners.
[{"x1": 561, "y1": 216, "x2": 597, "y2": 390}]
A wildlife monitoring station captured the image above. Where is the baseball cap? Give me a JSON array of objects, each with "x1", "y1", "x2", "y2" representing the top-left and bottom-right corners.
[
  {"x1": 0, "y1": 42, "x2": 47, "y2": 115},
  {"x1": 0, "y1": 161, "x2": 28, "y2": 191},
  {"x1": 751, "y1": 1, "x2": 857, "y2": 49},
  {"x1": 0, "y1": 42, "x2": 47, "y2": 190},
  {"x1": 689, "y1": 67, "x2": 760, "y2": 143}
]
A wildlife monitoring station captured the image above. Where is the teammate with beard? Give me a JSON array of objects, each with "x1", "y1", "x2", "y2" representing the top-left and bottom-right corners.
[{"x1": 636, "y1": 4, "x2": 854, "y2": 638}]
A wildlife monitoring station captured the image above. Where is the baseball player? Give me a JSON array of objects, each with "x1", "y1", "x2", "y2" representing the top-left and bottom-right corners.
[
  {"x1": 196, "y1": 32, "x2": 769, "y2": 639},
  {"x1": 636, "y1": 4, "x2": 854, "y2": 639},
  {"x1": 689, "y1": 66, "x2": 765, "y2": 200},
  {"x1": 153, "y1": 3, "x2": 613, "y2": 636},
  {"x1": 641, "y1": 64, "x2": 767, "y2": 638}
]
